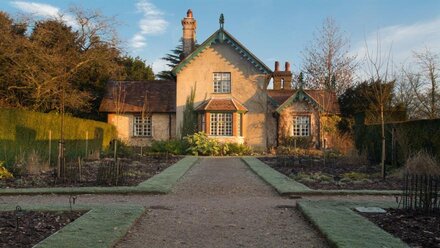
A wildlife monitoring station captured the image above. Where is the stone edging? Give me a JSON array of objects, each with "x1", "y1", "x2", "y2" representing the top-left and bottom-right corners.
[
  {"x1": 0, "y1": 204, "x2": 145, "y2": 248},
  {"x1": 297, "y1": 200, "x2": 409, "y2": 248},
  {"x1": 0, "y1": 156, "x2": 199, "y2": 195},
  {"x1": 241, "y1": 156, "x2": 401, "y2": 196}
]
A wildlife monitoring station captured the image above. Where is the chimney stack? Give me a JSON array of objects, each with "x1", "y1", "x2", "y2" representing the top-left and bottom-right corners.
[
  {"x1": 274, "y1": 61, "x2": 280, "y2": 71},
  {"x1": 285, "y1": 62, "x2": 290, "y2": 72},
  {"x1": 182, "y1": 9, "x2": 197, "y2": 58},
  {"x1": 272, "y1": 61, "x2": 293, "y2": 90}
]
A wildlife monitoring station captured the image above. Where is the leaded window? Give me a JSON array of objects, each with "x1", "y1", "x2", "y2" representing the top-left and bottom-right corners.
[
  {"x1": 293, "y1": 116, "x2": 310, "y2": 136},
  {"x1": 133, "y1": 115, "x2": 152, "y2": 137},
  {"x1": 213, "y1": 72, "x2": 231, "y2": 93},
  {"x1": 210, "y1": 113, "x2": 232, "y2": 136}
]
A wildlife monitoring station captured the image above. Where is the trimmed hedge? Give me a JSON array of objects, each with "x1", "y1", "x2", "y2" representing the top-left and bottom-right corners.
[
  {"x1": 0, "y1": 108, "x2": 116, "y2": 168},
  {"x1": 355, "y1": 118, "x2": 440, "y2": 166}
]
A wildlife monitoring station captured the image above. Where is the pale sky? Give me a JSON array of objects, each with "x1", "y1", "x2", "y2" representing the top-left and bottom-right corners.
[{"x1": 2, "y1": 0, "x2": 440, "y2": 78}]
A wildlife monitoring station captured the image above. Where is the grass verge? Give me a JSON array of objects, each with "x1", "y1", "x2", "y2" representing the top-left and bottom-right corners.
[
  {"x1": 242, "y1": 156, "x2": 311, "y2": 194},
  {"x1": 297, "y1": 200, "x2": 409, "y2": 248},
  {"x1": 0, "y1": 156, "x2": 199, "y2": 195},
  {"x1": 0, "y1": 204, "x2": 144, "y2": 248}
]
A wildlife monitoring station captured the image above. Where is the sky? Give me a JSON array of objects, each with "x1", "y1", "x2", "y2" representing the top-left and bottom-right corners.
[{"x1": 1, "y1": 0, "x2": 440, "y2": 77}]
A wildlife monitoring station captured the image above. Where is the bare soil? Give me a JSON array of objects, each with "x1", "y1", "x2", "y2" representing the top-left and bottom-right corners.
[
  {"x1": 361, "y1": 208, "x2": 440, "y2": 247},
  {"x1": 0, "y1": 155, "x2": 181, "y2": 188},
  {"x1": 259, "y1": 156, "x2": 403, "y2": 190},
  {"x1": 0, "y1": 210, "x2": 84, "y2": 248}
]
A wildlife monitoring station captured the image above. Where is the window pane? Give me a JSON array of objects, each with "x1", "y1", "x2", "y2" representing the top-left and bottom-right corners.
[
  {"x1": 293, "y1": 116, "x2": 310, "y2": 137},
  {"x1": 210, "y1": 113, "x2": 232, "y2": 136},
  {"x1": 213, "y1": 73, "x2": 231, "y2": 93},
  {"x1": 133, "y1": 115, "x2": 152, "y2": 137}
]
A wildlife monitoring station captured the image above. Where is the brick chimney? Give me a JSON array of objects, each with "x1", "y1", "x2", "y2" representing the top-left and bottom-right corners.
[
  {"x1": 181, "y1": 9, "x2": 197, "y2": 58},
  {"x1": 272, "y1": 61, "x2": 292, "y2": 90}
]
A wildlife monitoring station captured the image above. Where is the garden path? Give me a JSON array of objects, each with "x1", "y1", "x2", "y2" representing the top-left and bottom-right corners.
[
  {"x1": 1, "y1": 158, "x2": 394, "y2": 247},
  {"x1": 115, "y1": 157, "x2": 327, "y2": 248}
]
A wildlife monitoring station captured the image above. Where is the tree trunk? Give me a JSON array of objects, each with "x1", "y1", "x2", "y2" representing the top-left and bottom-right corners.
[{"x1": 380, "y1": 104, "x2": 386, "y2": 179}]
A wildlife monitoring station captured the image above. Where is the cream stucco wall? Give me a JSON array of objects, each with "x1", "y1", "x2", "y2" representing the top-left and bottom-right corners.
[
  {"x1": 108, "y1": 113, "x2": 176, "y2": 146},
  {"x1": 176, "y1": 43, "x2": 271, "y2": 151},
  {"x1": 278, "y1": 101, "x2": 321, "y2": 147}
]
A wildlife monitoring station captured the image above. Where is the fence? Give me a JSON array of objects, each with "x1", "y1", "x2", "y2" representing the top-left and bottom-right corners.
[{"x1": 402, "y1": 173, "x2": 440, "y2": 213}]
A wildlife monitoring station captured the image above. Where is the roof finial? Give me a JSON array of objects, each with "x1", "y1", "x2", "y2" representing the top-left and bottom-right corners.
[{"x1": 219, "y1": 13, "x2": 224, "y2": 29}]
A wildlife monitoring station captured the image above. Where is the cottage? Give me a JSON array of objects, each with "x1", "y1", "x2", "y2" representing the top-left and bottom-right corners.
[{"x1": 99, "y1": 10, "x2": 339, "y2": 151}]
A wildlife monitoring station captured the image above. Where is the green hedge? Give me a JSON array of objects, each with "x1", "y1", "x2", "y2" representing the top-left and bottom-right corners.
[
  {"x1": 0, "y1": 108, "x2": 116, "y2": 169},
  {"x1": 355, "y1": 118, "x2": 440, "y2": 166}
]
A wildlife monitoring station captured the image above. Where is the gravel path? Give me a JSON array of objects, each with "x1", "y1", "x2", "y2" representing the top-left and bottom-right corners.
[
  {"x1": 0, "y1": 157, "x2": 396, "y2": 247},
  {"x1": 115, "y1": 157, "x2": 327, "y2": 248}
]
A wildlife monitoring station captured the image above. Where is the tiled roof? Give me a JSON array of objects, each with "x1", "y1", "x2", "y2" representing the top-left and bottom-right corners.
[
  {"x1": 195, "y1": 98, "x2": 248, "y2": 112},
  {"x1": 99, "y1": 80, "x2": 176, "y2": 113},
  {"x1": 267, "y1": 89, "x2": 340, "y2": 114}
]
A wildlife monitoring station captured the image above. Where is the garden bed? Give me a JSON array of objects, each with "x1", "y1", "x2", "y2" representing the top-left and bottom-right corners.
[
  {"x1": 1, "y1": 155, "x2": 181, "y2": 188},
  {"x1": 0, "y1": 210, "x2": 85, "y2": 248},
  {"x1": 360, "y1": 209, "x2": 440, "y2": 248},
  {"x1": 259, "y1": 156, "x2": 403, "y2": 190}
]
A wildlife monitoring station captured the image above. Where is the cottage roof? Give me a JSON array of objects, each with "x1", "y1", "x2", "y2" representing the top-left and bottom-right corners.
[
  {"x1": 267, "y1": 89, "x2": 340, "y2": 114},
  {"x1": 99, "y1": 80, "x2": 176, "y2": 113},
  {"x1": 172, "y1": 28, "x2": 272, "y2": 75},
  {"x1": 195, "y1": 98, "x2": 248, "y2": 112}
]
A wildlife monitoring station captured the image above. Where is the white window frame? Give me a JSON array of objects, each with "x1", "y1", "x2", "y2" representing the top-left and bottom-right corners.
[
  {"x1": 133, "y1": 115, "x2": 152, "y2": 137},
  {"x1": 292, "y1": 116, "x2": 310, "y2": 137},
  {"x1": 213, "y1": 72, "x2": 231, "y2": 93},
  {"x1": 210, "y1": 113, "x2": 233, "y2": 136}
]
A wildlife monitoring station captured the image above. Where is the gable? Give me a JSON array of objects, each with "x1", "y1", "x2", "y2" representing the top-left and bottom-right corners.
[
  {"x1": 172, "y1": 28, "x2": 272, "y2": 75},
  {"x1": 268, "y1": 89, "x2": 340, "y2": 114}
]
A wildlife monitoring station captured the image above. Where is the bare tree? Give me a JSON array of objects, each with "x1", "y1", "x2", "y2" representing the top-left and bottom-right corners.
[
  {"x1": 362, "y1": 34, "x2": 395, "y2": 179},
  {"x1": 112, "y1": 82, "x2": 126, "y2": 161},
  {"x1": 395, "y1": 69, "x2": 417, "y2": 118},
  {"x1": 302, "y1": 17, "x2": 356, "y2": 95},
  {"x1": 405, "y1": 48, "x2": 440, "y2": 119},
  {"x1": 140, "y1": 90, "x2": 151, "y2": 155}
]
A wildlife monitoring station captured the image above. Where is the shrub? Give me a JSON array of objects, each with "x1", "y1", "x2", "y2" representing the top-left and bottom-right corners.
[
  {"x1": 294, "y1": 172, "x2": 334, "y2": 183},
  {"x1": 150, "y1": 139, "x2": 188, "y2": 155},
  {"x1": 0, "y1": 161, "x2": 13, "y2": 179},
  {"x1": 184, "y1": 132, "x2": 222, "y2": 156},
  {"x1": 282, "y1": 136, "x2": 313, "y2": 149},
  {"x1": 226, "y1": 143, "x2": 252, "y2": 156},
  {"x1": 183, "y1": 132, "x2": 251, "y2": 156},
  {"x1": 276, "y1": 146, "x2": 323, "y2": 157},
  {"x1": 101, "y1": 139, "x2": 134, "y2": 158},
  {"x1": 405, "y1": 151, "x2": 440, "y2": 176},
  {"x1": 341, "y1": 172, "x2": 370, "y2": 181}
]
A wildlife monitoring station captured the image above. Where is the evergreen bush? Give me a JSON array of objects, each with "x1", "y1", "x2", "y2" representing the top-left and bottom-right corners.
[
  {"x1": 0, "y1": 108, "x2": 116, "y2": 169},
  {"x1": 355, "y1": 118, "x2": 440, "y2": 167}
]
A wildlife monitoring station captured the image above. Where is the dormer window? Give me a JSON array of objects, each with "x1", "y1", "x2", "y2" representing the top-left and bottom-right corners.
[{"x1": 213, "y1": 72, "x2": 231, "y2": 93}]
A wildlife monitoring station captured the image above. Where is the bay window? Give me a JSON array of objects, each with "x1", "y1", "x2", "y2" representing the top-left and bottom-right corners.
[{"x1": 210, "y1": 113, "x2": 233, "y2": 136}]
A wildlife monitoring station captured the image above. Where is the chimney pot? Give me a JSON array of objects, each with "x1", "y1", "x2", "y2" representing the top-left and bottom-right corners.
[
  {"x1": 285, "y1": 62, "x2": 290, "y2": 72},
  {"x1": 182, "y1": 10, "x2": 197, "y2": 58},
  {"x1": 274, "y1": 61, "x2": 280, "y2": 72}
]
